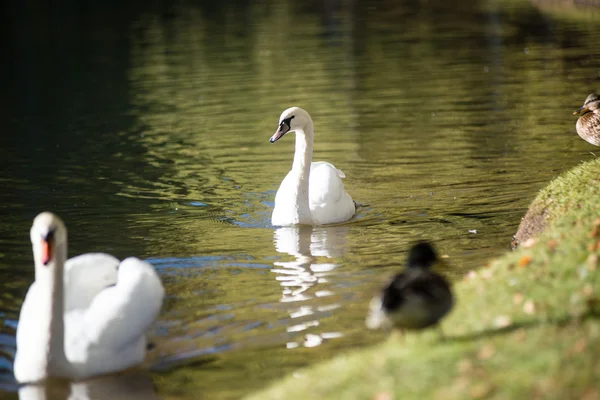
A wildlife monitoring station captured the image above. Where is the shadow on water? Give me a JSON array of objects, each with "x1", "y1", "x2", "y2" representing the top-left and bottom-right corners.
[{"x1": 1, "y1": 0, "x2": 600, "y2": 398}]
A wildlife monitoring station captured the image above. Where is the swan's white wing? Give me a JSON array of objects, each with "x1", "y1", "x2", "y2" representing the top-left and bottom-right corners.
[
  {"x1": 80, "y1": 257, "x2": 164, "y2": 352},
  {"x1": 309, "y1": 162, "x2": 347, "y2": 205},
  {"x1": 64, "y1": 253, "x2": 119, "y2": 312},
  {"x1": 309, "y1": 162, "x2": 355, "y2": 224}
]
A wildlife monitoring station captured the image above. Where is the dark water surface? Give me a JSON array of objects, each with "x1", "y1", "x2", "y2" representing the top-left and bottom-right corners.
[{"x1": 1, "y1": 0, "x2": 600, "y2": 398}]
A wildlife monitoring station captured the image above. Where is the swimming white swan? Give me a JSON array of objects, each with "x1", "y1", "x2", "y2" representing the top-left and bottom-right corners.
[
  {"x1": 270, "y1": 107, "x2": 355, "y2": 226},
  {"x1": 14, "y1": 212, "x2": 164, "y2": 383}
]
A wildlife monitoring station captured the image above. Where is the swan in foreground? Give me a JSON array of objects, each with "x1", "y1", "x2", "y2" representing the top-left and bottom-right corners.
[
  {"x1": 269, "y1": 107, "x2": 356, "y2": 226},
  {"x1": 573, "y1": 93, "x2": 600, "y2": 146},
  {"x1": 14, "y1": 212, "x2": 164, "y2": 383},
  {"x1": 366, "y1": 242, "x2": 454, "y2": 334}
]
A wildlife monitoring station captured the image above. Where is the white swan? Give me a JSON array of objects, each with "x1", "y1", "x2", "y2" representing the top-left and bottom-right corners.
[
  {"x1": 270, "y1": 107, "x2": 356, "y2": 226},
  {"x1": 14, "y1": 212, "x2": 164, "y2": 383}
]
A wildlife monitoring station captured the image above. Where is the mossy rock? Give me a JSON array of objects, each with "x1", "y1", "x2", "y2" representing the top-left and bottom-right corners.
[{"x1": 513, "y1": 157, "x2": 600, "y2": 248}]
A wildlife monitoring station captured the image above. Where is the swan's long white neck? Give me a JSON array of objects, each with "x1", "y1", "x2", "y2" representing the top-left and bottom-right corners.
[
  {"x1": 33, "y1": 241, "x2": 69, "y2": 374},
  {"x1": 290, "y1": 125, "x2": 314, "y2": 224}
]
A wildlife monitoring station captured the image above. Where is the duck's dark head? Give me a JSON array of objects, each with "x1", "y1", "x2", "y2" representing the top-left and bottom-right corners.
[{"x1": 406, "y1": 241, "x2": 438, "y2": 269}]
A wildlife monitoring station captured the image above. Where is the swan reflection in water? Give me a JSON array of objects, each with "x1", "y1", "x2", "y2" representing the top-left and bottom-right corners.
[
  {"x1": 272, "y1": 225, "x2": 349, "y2": 349},
  {"x1": 18, "y1": 371, "x2": 160, "y2": 400}
]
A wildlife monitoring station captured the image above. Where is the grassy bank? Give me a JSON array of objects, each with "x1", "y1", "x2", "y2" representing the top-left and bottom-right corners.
[{"x1": 247, "y1": 158, "x2": 600, "y2": 400}]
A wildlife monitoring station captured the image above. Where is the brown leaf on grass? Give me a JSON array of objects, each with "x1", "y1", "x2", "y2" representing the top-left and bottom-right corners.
[
  {"x1": 581, "y1": 388, "x2": 599, "y2": 400},
  {"x1": 523, "y1": 300, "x2": 536, "y2": 315},
  {"x1": 457, "y1": 359, "x2": 474, "y2": 374},
  {"x1": 586, "y1": 240, "x2": 600, "y2": 252},
  {"x1": 466, "y1": 270, "x2": 478, "y2": 280},
  {"x1": 477, "y1": 344, "x2": 495, "y2": 360},
  {"x1": 518, "y1": 255, "x2": 532, "y2": 268},
  {"x1": 546, "y1": 239, "x2": 558, "y2": 252},
  {"x1": 583, "y1": 284, "x2": 593, "y2": 297},
  {"x1": 372, "y1": 392, "x2": 392, "y2": 400},
  {"x1": 586, "y1": 253, "x2": 598, "y2": 271},
  {"x1": 572, "y1": 337, "x2": 587, "y2": 354},
  {"x1": 513, "y1": 292, "x2": 524, "y2": 305},
  {"x1": 588, "y1": 219, "x2": 600, "y2": 238}
]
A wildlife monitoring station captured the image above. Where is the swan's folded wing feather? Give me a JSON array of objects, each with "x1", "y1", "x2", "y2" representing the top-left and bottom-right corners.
[
  {"x1": 309, "y1": 162, "x2": 346, "y2": 205},
  {"x1": 82, "y1": 258, "x2": 164, "y2": 351},
  {"x1": 308, "y1": 162, "x2": 356, "y2": 224},
  {"x1": 64, "y1": 253, "x2": 119, "y2": 312}
]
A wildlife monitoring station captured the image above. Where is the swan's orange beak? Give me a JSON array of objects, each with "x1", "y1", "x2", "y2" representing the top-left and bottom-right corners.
[
  {"x1": 270, "y1": 122, "x2": 291, "y2": 143},
  {"x1": 40, "y1": 238, "x2": 53, "y2": 266}
]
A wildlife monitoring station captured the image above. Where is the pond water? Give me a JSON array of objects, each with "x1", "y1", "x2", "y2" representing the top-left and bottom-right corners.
[{"x1": 1, "y1": 0, "x2": 600, "y2": 398}]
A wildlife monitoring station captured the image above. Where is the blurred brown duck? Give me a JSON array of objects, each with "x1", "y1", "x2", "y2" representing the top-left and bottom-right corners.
[
  {"x1": 573, "y1": 93, "x2": 600, "y2": 146},
  {"x1": 365, "y1": 241, "x2": 454, "y2": 334}
]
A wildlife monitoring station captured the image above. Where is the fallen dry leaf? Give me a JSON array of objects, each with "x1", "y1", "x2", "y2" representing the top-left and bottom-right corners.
[
  {"x1": 587, "y1": 240, "x2": 600, "y2": 252},
  {"x1": 466, "y1": 270, "x2": 478, "y2": 280},
  {"x1": 477, "y1": 344, "x2": 496, "y2": 360},
  {"x1": 588, "y1": 219, "x2": 600, "y2": 238},
  {"x1": 523, "y1": 300, "x2": 536, "y2": 315},
  {"x1": 572, "y1": 338, "x2": 587, "y2": 354},
  {"x1": 457, "y1": 359, "x2": 474, "y2": 374},
  {"x1": 581, "y1": 388, "x2": 599, "y2": 400},
  {"x1": 519, "y1": 255, "x2": 532, "y2": 268},
  {"x1": 513, "y1": 292, "x2": 524, "y2": 305},
  {"x1": 372, "y1": 392, "x2": 392, "y2": 400},
  {"x1": 586, "y1": 253, "x2": 598, "y2": 271}
]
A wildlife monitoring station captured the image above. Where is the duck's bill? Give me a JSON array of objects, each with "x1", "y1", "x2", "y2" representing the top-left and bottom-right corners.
[
  {"x1": 269, "y1": 122, "x2": 291, "y2": 143},
  {"x1": 574, "y1": 106, "x2": 587, "y2": 115}
]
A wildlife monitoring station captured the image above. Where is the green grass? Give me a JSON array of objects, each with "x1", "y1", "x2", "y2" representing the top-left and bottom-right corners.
[{"x1": 247, "y1": 158, "x2": 600, "y2": 400}]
